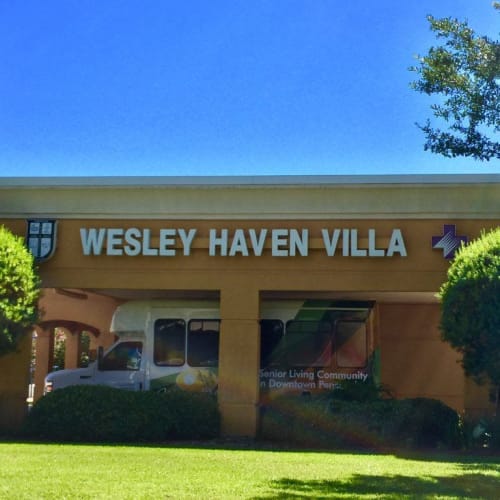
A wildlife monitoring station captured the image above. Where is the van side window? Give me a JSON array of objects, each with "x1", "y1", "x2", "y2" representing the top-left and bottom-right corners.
[
  {"x1": 188, "y1": 319, "x2": 220, "y2": 367},
  {"x1": 100, "y1": 341, "x2": 142, "y2": 371},
  {"x1": 154, "y1": 319, "x2": 186, "y2": 366},
  {"x1": 260, "y1": 320, "x2": 284, "y2": 368},
  {"x1": 285, "y1": 320, "x2": 332, "y2": 367},
  {"x1": 336, "y1": 320, "x2": 367, "y2": 368}
]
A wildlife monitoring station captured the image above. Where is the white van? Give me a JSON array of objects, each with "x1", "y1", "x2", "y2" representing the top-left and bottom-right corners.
[
  {"x1": 44, "y1": 299, "x2": 374, "y2": 397},
  {"x1": 44, "y1": 300, "x2": 220, "y2": 394}
]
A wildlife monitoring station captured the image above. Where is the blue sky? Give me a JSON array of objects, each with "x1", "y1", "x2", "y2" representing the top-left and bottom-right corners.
[{"x1": 1, "y1": 0, "x2": 499, "y2": 177}]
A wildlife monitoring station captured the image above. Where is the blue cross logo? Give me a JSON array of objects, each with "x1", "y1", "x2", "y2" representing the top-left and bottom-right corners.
[{"x1": 432, "y1": 224, "x2": 468, "y2": 259}]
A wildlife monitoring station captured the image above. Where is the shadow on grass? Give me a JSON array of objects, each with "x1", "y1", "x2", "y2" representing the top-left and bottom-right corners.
[{"x1": 253, "y1": 473, "x2": 500, "y2": 499}]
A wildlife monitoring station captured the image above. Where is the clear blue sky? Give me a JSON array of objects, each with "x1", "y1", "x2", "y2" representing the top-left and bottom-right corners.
[{"x1": 1, "y1": 0, "x2": 499, "y2": 177}]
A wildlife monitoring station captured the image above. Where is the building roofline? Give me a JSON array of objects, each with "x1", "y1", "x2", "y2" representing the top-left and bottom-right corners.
[
  {"x1": 1, "y1": 174, "x2": 499, "y2": 189},
  {"x1": 1, "y1": 174, "x2": 499, "y2": 220}
]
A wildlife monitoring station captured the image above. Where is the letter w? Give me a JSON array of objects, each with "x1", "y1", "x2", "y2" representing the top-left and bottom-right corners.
[{"x1": 80, "y1": 228, "x2": 106, "y2": 255}]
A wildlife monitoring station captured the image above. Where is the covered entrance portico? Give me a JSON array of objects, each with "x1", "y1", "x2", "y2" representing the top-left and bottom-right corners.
[
  {"x1": 1, "y1": 175, "x2": 498, "y2": 435},
  {"x1": 30, "y1": 285, "x2": 464, "y2": 438}
]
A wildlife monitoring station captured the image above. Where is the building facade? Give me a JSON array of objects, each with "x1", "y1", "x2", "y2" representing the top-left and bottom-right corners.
[{"x1": 0, "y1": 175, "x2": 499, "y2": 435}]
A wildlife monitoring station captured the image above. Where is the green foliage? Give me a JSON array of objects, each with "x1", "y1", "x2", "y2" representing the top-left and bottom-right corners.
[
  {"x1": 52, "y1": 329, "x2": 66, "y2": 370},
  {"x1": 80, "y1": 331, "x2": 91, "y2": 367},
  {"x1": 438, "y1": 228, "x2": 500, "y2": 388},
  {"x1": 463, "y1": 416, "x2": 500, "y2": 451},
  {"x1": 23, "y1": 385, "x2": 220, "y2": 442},
  {"x1": 0, "y1": 225, "x2": 40, "y2": 356},
  {"x1": 332, "y1": 377, "x2": 393, "y2": 402},
  {"x1": 410, "y1": 12, "x2": 500, "y2": 160},
  {"x1": 392, "y1": 398, "x2": 463, "y2": 449},
  {"x1": 260, "y1": 394, "x2": 463, "y2": 450}
]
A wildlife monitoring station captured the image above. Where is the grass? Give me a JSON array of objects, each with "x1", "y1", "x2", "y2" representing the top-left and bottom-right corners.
[{"x1": 0, "y1": 442, "x2": 499, "y2": 499}]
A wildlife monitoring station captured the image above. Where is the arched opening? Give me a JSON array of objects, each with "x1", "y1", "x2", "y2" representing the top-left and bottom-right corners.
[{"x1": 32, "y1": 320, "x2": 101, "y2": 401}]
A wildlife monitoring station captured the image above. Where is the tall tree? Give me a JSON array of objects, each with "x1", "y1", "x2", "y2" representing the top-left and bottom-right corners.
[
  {"x1": 438, "y1": 227, "x2": 500, "y2": 412},
  {"x1": 0, "y1": 226, "x2": 40, "y2": 356},
  {"x1": 410, "y1": 10, "x2": 500, "y2": 161}
]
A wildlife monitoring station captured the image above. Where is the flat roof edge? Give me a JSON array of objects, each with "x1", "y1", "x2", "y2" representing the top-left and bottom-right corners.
[{"x1": 1, "y1": 173, "x2": 500, "y2": 188}]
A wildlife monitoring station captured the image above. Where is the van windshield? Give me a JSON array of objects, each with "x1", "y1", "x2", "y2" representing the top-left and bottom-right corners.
[{"x1": 100, "y1": 341, "x2": 143, "y2": 371}]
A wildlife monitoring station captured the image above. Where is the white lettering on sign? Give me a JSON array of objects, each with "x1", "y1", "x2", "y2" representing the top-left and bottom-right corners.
[
  {"x1": 177, "y1": 229, "x2": 197, "y2": 256},
  {"x1": 124, "y1": 228, "x2": 142, "y2": 256},
  {"x1": 321, "y1": 228, "x2": 406, "y2": 257},
  {"x1": 270, "y1": 229, "x2": 308, "y2": 257},
  {"x1": 387, "y1": 229, "x2": 407, "y2": 257},
  {"x1": 81, "y1": 228, "x2": 106, "y2": 255},
  {"x1": 321, "y1": 228, "x2": 341, "y2": 256},
  {"x1": 209, "y1": 229, "x2": 228, "y2": 256},
  {"x1": 80, "y1": 228, "x2": 198, "y2": 256},
  {"x1": 80, "y1": 227, "x2": 407, "y2": 258},
  {"x1": 368, "y1": 229, "x2": 385, "y2": 257},
  {"x1": 249, "y1": 228, "x2": 267, "y2": 256},
  {"x1": 209, "y1": 228, "x2": 309, "y2": 257}
]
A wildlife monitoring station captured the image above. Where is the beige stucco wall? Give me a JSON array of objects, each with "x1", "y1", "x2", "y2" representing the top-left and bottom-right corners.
[
  {"x1": 1, "y1": 176, "x2": 498, "y2": 436},
  {"x1": 379, "y1": 303, "x2": 465, "y2": 412},
  {"x1": 0, "y1": 335, "x2": 31, "y2": 433}
]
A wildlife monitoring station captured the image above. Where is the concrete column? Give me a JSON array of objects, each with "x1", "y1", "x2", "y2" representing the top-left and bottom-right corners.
[
  {"x1": 64, "y1": 328, "x2": 81, "y2": 369},
  {"x1": 218, "y1": 286, "x2": 260, "y2": 437},
  {"x1": 33, "y1": 326, "x2": 54, "y2": 401}
]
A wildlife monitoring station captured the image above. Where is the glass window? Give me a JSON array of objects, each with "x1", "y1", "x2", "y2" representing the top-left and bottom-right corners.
[
  {"x1": 188, "y1": 320, "x2": 220, "y2": 367},
  {"x1": 154, "y1": 319, "x2": 185, "y2": 366},
  {"x1": 336, "y1": 320, "x2": 367, "y2": 368},
  {"x1": 100, "y1": 341, "x2": 142, "y2": 371},
  {"x1": 260, "y1": 320, "x2": 284, "y2": 368},
  {"x1": 285, "y1": 320, "x2": 332, "y2": 367}
]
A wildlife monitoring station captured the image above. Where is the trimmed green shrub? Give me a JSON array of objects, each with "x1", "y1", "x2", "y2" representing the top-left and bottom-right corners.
[
  {"x1": 159, "y1": 389, "x2": 221, "y2": 440},
  {"x1": 438, "y1": 227, "x2": 500, "y2": 412},
  {"x1": 463, "y1": 416, "x2": 500, "y2": 451},
  {"x1": 260, "y1": 393, "x2": 463, "y2": 450},
  {"x1": 23, "y1": 385, "x2": 220, "y2": 442},
  {"x1": 393, "y1": 398, "x2": 463, "y2": 449},
  {"x1": 260, "y1": 394, "x2": 367, "y2": 449},
  {"x1": 332, "y1": 377, "x2": 393, "y2": 402}
]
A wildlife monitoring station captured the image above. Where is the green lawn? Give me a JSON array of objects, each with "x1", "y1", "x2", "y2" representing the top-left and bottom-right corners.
[{"x1": 0, "y1": 442, "x2": 499, "y2": 499}]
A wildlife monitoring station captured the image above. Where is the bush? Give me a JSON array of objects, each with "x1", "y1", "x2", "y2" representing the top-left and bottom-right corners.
[
  {"x1": 394, "y1": 398, "x2": 463, "y2": 449},
  {"x1": 463, "y1": 416, "x2": 500, "y2": 451},
  {"x1": 332, "y1": 377, "x2": 393, "y2": 402},
  {"x1": 260, "y1": 393, "x2": 463, "y2": 450},
  {"x1": 0, "y1": 225, "x2": 40, "y2": 356},
  {"x1": 260, "y1": 395, "x2": 383, "y2": 449},
  {"x1": 161, "y1": 389, "x2": 221, "y2": 439},
  {"x1": 23, "y1": 385, "x2": 220, "y2": 442}
]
